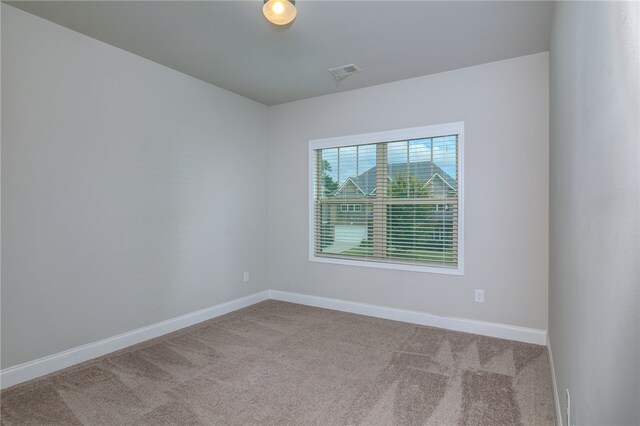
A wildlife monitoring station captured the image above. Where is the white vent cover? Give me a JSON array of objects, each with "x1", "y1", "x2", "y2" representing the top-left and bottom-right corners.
[{"x1": 328, "y1": 64, "x2": 362, "y2": 81}]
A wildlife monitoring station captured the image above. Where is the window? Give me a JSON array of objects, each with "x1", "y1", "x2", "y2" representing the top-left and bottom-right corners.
[
  {"x1": 340, "y1": 204, "x2": 362, "y2": 212},
  {"x1": 309, "y1": 123, "x2": 464, "y2": 274}
]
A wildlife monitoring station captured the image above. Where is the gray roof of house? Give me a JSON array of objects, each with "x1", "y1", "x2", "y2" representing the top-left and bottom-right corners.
[{"x1": 334, "y1": 161, "x2": 456, "y2": 196}]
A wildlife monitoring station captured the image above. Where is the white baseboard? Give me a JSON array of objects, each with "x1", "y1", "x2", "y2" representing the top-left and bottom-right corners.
[
  {"x1": 269, "y1": 290, "x2": 548, "y2": 345},
  {"x1": 547, "y1": 337, "x2": 563, "y2": 426},
  {"x1": 1, "y1": 288, "x2": 549, "y2": 390},
  {"x1": 0, "y1": 290, "x2": 270, "y2": 390}
]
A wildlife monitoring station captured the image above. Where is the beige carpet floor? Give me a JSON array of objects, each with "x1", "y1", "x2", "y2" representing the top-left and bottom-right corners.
[{"x1": 1, "y1": 300, "x2": 555, "y2": 425}]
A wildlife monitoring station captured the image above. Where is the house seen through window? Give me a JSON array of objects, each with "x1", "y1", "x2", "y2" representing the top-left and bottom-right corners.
[{"x1": 310, "y1": 124, "x2": 463, "y2": 273}]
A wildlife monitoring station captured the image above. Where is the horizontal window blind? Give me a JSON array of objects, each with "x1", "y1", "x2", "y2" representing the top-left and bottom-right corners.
[{"x1": 313, "y1": 135, "x2": 459, "y2": 269}]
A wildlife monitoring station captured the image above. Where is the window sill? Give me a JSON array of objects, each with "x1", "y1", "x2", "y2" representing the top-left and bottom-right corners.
[{"x1": 309, "y1": 254, "x2": 464, "y2": 275}]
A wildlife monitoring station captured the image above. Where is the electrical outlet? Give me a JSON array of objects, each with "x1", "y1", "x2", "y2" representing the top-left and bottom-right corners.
[
  {"x1": 474, "y1": 289, "x2": 485, "y2": 303},
  {"x1": 243, "y1": 271, "x2": 250, "y2": 283},
  {"x1": 566, "y1": 389, "x2": 571, "y2": 426}
]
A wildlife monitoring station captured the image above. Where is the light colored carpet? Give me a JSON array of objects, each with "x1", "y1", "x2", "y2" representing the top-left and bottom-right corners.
[{"x1": 1, "y1": 300, "x2": 555, "y2": 425}]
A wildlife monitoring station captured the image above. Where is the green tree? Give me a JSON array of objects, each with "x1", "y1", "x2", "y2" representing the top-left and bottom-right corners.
[
  {"x1": 388, "y1": 173, "x2": 430, "y2": 198},
  {"x1": 321, "y1": 160, "x2": 338, "y2": 195}
]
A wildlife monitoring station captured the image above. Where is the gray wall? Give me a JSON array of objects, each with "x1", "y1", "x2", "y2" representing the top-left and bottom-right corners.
[
  {"x1": 1, "y1": 5, "x2": 269, "y2": 369},
  {"x1": 267, "y1": 53, "x2": 550, "y2": 330},
  {"x1": 549, "y1": 2, "x2": 640, "y2": 425}
]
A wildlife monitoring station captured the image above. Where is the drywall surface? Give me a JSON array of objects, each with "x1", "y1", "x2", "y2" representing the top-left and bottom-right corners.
[
  {"x1": 267, "y1": 53, "x2": 550, "y2": 330},
  {"x1": 1, "y1": 5, "x2": 269, "y2": 369},
  {"x1": 549, "y1": 2, "x2": 640, "y2": 425}
]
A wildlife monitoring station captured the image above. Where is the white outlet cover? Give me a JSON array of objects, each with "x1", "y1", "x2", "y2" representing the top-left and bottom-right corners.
[
  {"x1": 243, "y1": 271, "x2": 250, "y2": 282},
  {"x1": 474, "y1": 289, "x2": 485, "y2": 303}
]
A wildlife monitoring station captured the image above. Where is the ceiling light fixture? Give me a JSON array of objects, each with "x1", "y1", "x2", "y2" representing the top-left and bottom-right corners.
[{"x1": 263, "y1": 0, "x2": 297, "y2": 26}]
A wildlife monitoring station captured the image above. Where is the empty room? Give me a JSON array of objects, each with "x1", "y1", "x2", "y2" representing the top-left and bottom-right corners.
[{"x1": 1, "y1": 1, "x2": 638, "y2": 425}]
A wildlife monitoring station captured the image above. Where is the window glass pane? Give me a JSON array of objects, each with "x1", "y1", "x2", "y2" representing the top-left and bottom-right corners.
[
  {"x1": 385, "y1": 135, "x2": 457, "y2": 264},
  {"x1": 387, "y1": 141, "x2": 408, "y2": 164},
  {"x1": 410, "y1": 139, "x2": 432, "y2": 199},
  {"x1": 432, "y1": 136, "x2": 457, "y2": 192},
  {"x1": 357, "y1": 144, "x2": 377, "y2": 196},
  {"x1": 317, "y1": 144, "x2": 376, "y2": 259},
  {"x1": 386, "y1": 202, "x2": 457, "y2": 265},
  {"x1": 337, "y1": 146, "x2": 357, "y2": 187},
  {"x1": 409, "y1": 139, "x2": 431, "y2": 163}
]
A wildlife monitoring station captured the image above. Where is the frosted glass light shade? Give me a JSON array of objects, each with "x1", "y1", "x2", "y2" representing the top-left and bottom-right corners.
[{"x1": 263, "y1": 0, "x2": 297, "y2": 26}]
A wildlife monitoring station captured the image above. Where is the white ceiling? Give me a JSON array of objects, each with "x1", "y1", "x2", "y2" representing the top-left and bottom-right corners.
[{"x1": 7, "y1": 1, "x2": 554, "y2": 106}]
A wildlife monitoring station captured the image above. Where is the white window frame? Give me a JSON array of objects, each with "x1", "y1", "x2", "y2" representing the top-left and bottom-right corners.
[{"x1": 308, "y1": 122, "x2": 465, "y2": 275}]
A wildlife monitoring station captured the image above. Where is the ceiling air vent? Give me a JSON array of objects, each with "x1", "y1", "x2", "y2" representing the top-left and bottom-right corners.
[{"x1": 328, "y1": 64, "x2": 362, "y2": 82}]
